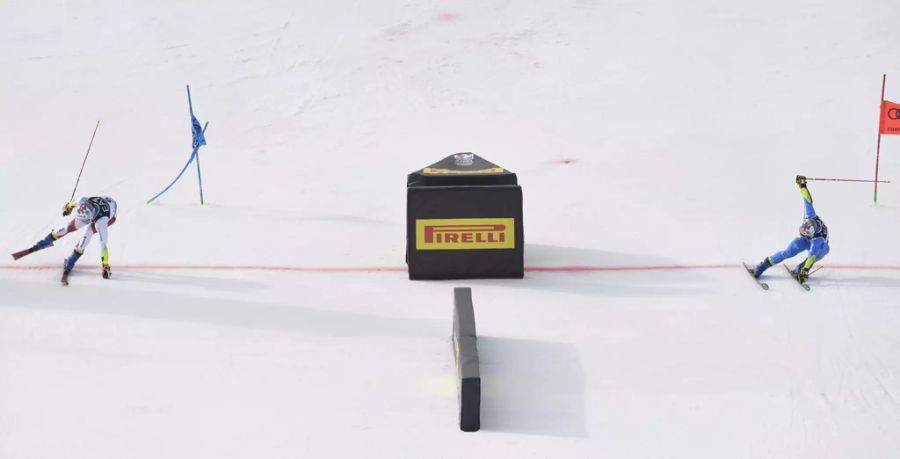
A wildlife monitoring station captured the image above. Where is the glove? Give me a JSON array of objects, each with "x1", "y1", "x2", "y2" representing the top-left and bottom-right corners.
[
  {"x1": 102, "y1": 264, "x2": 111, "y2": 279},
  {"x1": 62, "y1": 201, "x2": 75, "y2": 216},
  {"x1": 795, "y1": 175, "x2": 807, "y2": 187}
]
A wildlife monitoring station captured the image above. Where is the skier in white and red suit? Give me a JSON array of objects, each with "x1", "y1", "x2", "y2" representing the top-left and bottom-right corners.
[{"x1": 17, "y1": 196, "x2": 117, "y2": 283}]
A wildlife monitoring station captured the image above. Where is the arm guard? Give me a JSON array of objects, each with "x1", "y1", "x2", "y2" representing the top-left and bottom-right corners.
[{"x1": 801, "y1": 186, "x2": 816, "y2": 219}]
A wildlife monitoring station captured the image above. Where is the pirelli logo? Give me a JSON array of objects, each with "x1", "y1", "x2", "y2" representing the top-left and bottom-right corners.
[
  {"x1": 422, "y1": 167, "x2": 505, "y2": 175},
  {"x1": 416, "y1": 218, "x2": 515, "y2": 250}
]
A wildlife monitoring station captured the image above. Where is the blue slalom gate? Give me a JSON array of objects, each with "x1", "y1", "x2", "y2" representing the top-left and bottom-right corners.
[{"x1": 147, "y1": 85, "x2": 209, "y2": 205}]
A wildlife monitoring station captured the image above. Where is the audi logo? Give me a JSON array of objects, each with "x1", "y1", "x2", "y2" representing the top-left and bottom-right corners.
[{"x1": 889, "y1": 107, "x2": 900, "y2": 120}]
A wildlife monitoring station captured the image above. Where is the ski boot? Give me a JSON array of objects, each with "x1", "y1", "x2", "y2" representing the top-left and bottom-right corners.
[
  {"x1": 792, "y1": 264, "x2": 810, "y2": 283},
  {"x1": 752, "y1": 258, "x2": 774, "y2": 278},
  {"x1": 61, "y1": 249, "x2": 82, "y2": 286}
]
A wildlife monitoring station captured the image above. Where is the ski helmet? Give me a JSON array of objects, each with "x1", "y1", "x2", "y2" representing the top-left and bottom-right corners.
[
  {"x1": 799, "y1": 218, "x2": 816, "y2": 238},
  {"x1": 75, "y1": 202, "x2": 95, "y2": 222}
]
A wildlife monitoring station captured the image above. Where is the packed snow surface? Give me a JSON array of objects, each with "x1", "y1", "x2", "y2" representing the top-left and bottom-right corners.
[{"x1": 2, "y1": 1, "x2": 900, "y2": 457}]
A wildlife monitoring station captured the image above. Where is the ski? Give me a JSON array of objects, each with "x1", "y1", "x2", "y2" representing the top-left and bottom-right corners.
[
  {"x1": 742, "y1": 262, "x2": 769, "y2": 290},
  {"x1": 11, "y1": 247, "x2": 34, "y2": 260},
  {"x1": 743, "y1": 262, "x2": 769, "y2": 289},
  {"x1": 783, "y1": 264, "x2": 810, "y2": 291},
  {"x1": 61, "y1": 260, "x2": 70, "y2": 286}
]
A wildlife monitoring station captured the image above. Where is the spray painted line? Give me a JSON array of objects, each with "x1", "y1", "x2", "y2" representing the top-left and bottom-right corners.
[
  {"x1": 2, "y1": 263, "x2": 900, "y2": 273},
  {"x1": 0, "y1": 264, "x2": 407, "y2": 273},
  {"x1": 526, "y1": 264, "x2": 738, "y2": 272},
  {"x1": 528, "y1": 264, "x2": 900, "y2": 271}
]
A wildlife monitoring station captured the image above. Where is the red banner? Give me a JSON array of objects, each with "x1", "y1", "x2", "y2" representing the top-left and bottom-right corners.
[{"x1": 880, "y1": 100, "x2": 900, "y2": 135}]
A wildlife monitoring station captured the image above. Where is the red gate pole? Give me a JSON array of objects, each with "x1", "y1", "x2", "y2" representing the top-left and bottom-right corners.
[{"x1": 875, "y1": 74, "x2": 886, "y2": 204}]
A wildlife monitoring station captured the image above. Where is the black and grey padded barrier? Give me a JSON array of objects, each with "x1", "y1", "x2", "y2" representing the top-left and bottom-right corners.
[
  {"x1": 452, "y1": 287, "x2": 481, "y2": 432},
  {"x1": 407, "y1": 153, "x2": 524, "y2": 280}
]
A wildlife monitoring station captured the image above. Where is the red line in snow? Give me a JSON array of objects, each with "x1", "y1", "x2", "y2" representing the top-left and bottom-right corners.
[
  {"x1": 0, "y1": 264, "x2": 407, "y2": 273},
  {"x1": 817, "y1": 264, "x2": 900, "y2": 270},
  {"x1": 1, "y1": 263, "x2": 900, "y2": 273},
  {"x1": 525, "y1": 264, "x2": 738, "y2": 272}
]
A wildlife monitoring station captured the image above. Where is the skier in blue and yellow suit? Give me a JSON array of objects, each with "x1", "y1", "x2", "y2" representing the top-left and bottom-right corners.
[{"x1": 752, "y1": 175, "x2": 829, "y2": 282}]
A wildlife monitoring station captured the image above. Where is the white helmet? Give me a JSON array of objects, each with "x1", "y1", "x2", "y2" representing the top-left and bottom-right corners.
[
  {"x1": 799, "y1": 219, "x2": 816, "y2": 238},
  {"x1": 75, "y1": 202, "x2": 95, "y2": 222}
]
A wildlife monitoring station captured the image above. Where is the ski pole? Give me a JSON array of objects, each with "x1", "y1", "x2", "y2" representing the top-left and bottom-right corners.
[
  {"x1": 805, "y1": 177, "x2": 891, "y2": 184},
  {"x1": 69, "y1": 120, "x2": 101, "y2": 202}
]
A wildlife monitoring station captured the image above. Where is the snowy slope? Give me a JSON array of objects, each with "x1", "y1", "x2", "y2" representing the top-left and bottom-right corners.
[{"x1": 2, "y1": 0, "x2": 900, "y2": 458}]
